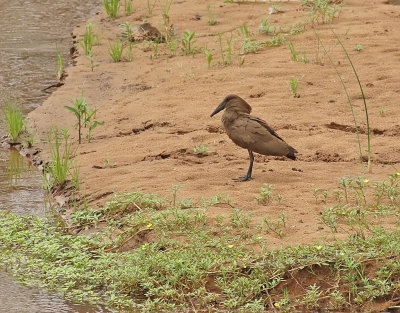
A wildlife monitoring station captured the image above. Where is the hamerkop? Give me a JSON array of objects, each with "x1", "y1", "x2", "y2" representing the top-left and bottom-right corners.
[{"x1": 210, "y1": 94, "x2": 297, "y2": 181}]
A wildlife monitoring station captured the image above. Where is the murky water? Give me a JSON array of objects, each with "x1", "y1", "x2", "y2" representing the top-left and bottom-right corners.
[
  {"x1": 0, "y1": 0, "x2": 113, "y2": 311},
  {"x1": 0, "y1": 149, "x2": 48, "y2": 217}
]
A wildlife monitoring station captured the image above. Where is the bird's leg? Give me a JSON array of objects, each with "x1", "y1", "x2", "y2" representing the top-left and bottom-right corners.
[{"x1": 236, "y1": 150, "x2": 254, "y2": 182}]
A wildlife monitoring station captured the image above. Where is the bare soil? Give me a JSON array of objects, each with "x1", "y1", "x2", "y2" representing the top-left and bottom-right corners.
[{"x1": 27, "y1": 0, "x2": 400, "y2": 249}]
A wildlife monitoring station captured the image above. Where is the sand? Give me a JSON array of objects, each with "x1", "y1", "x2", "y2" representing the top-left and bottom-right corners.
[{"x1": 27, "y1": 0, "x2": 400, "y2": 247}]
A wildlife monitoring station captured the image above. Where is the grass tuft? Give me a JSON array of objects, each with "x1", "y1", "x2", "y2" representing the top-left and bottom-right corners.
[
  {"x1": 1, "y1": 97, "x2": 24, "y2": 142},
  {"x1": 104, "y1": 0, "x2": 120, "y2": 19}
]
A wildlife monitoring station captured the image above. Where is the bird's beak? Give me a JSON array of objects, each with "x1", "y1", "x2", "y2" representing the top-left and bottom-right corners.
[{"x1": 210, "y1": 100, "x2": 226, "y2": 117}]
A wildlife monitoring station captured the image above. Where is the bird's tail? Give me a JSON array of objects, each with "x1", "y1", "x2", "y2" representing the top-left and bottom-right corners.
[{"x1": 287, "y1": 146, "x2": 297, "y2": 160}]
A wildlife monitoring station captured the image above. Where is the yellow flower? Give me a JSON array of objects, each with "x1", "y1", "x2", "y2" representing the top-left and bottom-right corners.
[
  {"x1": 316, "y1": 245, "x2": 322, "y2": 250},
  {"x1": 363, "y1": 179, "x2": 369, "y2": 184},
  {"x1": 228, "y1": 244, "x2": 234, "y2": 249},
  {"x1": 147, "y1": 223, "x2": 153, "y2": 228},
  {"x1": 256, "y1": 236, "x2": 262, "y2": 241},
  {"x1": 396, "y1": 172, "x2": 400, "y2": 177},
  {"x1": 274, "y1": 303, "x2": 280, "y2": 307},
  {"x1": 340, "y1": 252, "x2": 345, "y2": 256}
]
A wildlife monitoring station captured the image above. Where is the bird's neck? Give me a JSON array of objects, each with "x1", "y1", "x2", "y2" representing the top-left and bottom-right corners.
[{"x1": 222, "y1": 109, "x2": 245, "y2": 125}]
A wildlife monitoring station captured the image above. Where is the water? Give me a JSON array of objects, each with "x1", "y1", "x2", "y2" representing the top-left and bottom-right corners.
[{"x1": 0, "y1": 0, "x2": 113, "y2": 311}]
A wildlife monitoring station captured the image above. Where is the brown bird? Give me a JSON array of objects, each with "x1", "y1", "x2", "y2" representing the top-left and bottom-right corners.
[{"x1": 210, "y1": 94, "x2": 297, "y2": 181}]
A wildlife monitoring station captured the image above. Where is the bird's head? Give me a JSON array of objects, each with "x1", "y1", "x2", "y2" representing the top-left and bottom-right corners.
[{"x1": 210, "y1": 94, "x2": 252, "y2": 117}]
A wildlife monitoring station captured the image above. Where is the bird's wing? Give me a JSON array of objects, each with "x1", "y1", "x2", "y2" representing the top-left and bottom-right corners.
[{"x1": 249, "y1": 116, "x2": 286, "y2": 143}]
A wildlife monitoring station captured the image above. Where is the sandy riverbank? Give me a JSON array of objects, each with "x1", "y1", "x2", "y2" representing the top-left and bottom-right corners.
[{"x1": 27, "y1": 0, "x2": 400, "y2": 247}]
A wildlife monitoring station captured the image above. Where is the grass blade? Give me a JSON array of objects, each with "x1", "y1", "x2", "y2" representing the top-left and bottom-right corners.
[
  {"x1": 313, "y1": 28, "x2": 364, "y2": 170},
  {"x1": 331, "y1": 29, "x2": 371, "y2": 173}
]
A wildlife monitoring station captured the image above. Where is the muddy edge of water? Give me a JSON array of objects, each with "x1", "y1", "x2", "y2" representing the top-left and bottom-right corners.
[{"x1": 0, "y1": 1, "x2": 115, "y2": 312}]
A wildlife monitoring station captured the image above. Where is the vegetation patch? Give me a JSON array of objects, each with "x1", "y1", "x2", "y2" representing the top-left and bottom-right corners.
[{"x1": 1, "y1": 173, "x2": 400, "y2": 311}]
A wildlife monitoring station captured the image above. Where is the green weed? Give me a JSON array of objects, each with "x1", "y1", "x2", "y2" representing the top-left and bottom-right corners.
[
  {"x1": 204, "y1": 49, "x2": 213, "y2": 68},
  {"x1": 146, "y1": 0, "x2": 158, "y2": 16},
  {"x1": 56, "y1": 52, "x2": 63, "y2": 80},
  {"x1": 288, "y1": 41, "x2": 308, "y2": 63},
  {"x1": 193, "y1": 145, "x2": 209, "y2": 155},
  {"x1": 2, "y1": 183, "x2": 400, "y2": 311},
  {"x1": 124, "y1": 0, "x2": 133, "y2": 15},
  {"x1": 1, "y1": 97, "x2": 24, "y2": 142},
  {"x1": 333, "y1": 30, "x2": 371, "y2": 171},
  {"x1": 240, "y1": 24, "x2": 263, "y2": 54},
  {"x1": 269, "y1": 4, "x2": 284, "y2": 14},
  {"x1": 120, "y1": 21, "x2": 133, "y2": 38},
  {"x1": 65, "y1": 93, "x2": 87, "y2": 144},
  {"x1": 104, "y1": 0, "x2": 120, "y2": 18},
  {"x1": 86, "y1": 50, "x2": 97, "y2": 71},
  {"x1": 79, "y1": 23, "x2": 99, "y2": 55},
  {"x1": 354, "y1": 44, "x2": 364, "y2": 51},
  {"x1": 181, "y1": 30, "x2": 200, "y2": 55},
  {"x1": 65, "y1": 93, "x2": 103, "y2": 144},
  {"x1": 303, "y1": 0, "x2": 343, "y2": 24},
  {"x1": 288, "y1": 41, "x2": 299, "y2": 62},
  {"x1": 266, "y1": 33, "x2": 287, "y2": 46},
  {"x1": 230, "y1": 208, "x2": 251, "y2": 228},
  {"x1": 314, "y1": 29, "x2": 365, "y2": 170},
  {"x1": 150, "y1": 41, "x2": 159, "y2": 59},
  {"x1": 207, "y1": 4, "x2": 217, "y2": 26},
  {"x1": 45, "y1": 128, "x2": 72, "y2": 186},
  {"x1": 259, "y1": 17, "x2": 274, "y2": 34},
  {"x1": 258, "y1": 212, "x2": 287, "y2": 237},
  {"x1": 23, "y1": 132, "x2": 34, "y2": 148},
  {"x1": 217, "y1": 32, "x2": 233, "y2": 66},
  {"x1": 289, "y1": 77, "x2": 300, "y2": 98},
  {"x1": 161, "y1": 0, "x2": 174, "y2": 43},
  {"x1": 166, "y1": 38, "x2": 179, "y2": 55},
  {"x1": 127, "y1": 42, "x2": 133, "y2": 62},
  {"x1": 109, "y1": 39, "x2": 124, "y2": 62},
  {"x1": 255, "y1": 184, "x2": 273, "y2": 205}
]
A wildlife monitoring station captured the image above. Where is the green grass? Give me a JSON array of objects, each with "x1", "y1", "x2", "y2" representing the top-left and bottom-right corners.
[
  {"x1": 181, "y1": 30, "x2": 199, "y2": 55},
  {"x1": 1, "y1": 97, "x2": 24, "y2": 142},
  {"x1": 79, "y1": 23, "x2": 98, "y2": 55},
  {"x1": 193, "y1": 145, "x2": 209, "y2": 155},
  {"x1": 45, "y1": 128, "x2": 72, "y2": 186},
  {"x1": 65, "y1": 93, "x2": 103, "y2": 143},
  {"x1": 259, "y1": 17, "x2": 274, "y2": 34},
  {"x1": 332, "y1": 30, "x2": 371, "y2": 172},
  {"x1": 354, "y1": 44, "x2": 364, "y2": 51},
  {"x1": 303, "y1": 0, "x2": 343, "y2": 24},
  {"x1": 217, "y1": 32, "x2": 232, "y2": 66},
  {"x1": 255, "y1": 184, "x2": 273, "y2": 205},
  {"x1": 146, "y1": 0, "x2": 158, "y2": 16},
  {"x1": 314, "y1": 29, "x2": 371, "y2": 172},
  {"x1": 204, "y1": 49, "x2": 213, "y2": 68},
  {"x1": 56, "y1": 52, "x2": 63, "y2": 80},
  {"x1": 104, "y1": 0, "x2": 120, "y2": 19},
  {"x1": 289, "y1": 77, "x2": 300, "y2": 98},
  {"x1": 288, "y1": 41, "x2": 299, "y2": 62},
  {"x1": 108, "y1": 39, "x2": 124, "y2": 62},
  {"x1": 207, "y1": 4, "x2": 217, "y2": 26},
  {"x1": 1, "y1": 175, "x2": 400, "y2": 311},
  {"x1": 240, "y1": 24, "x2": 264, "y2": 54},
  {"x1": 124, "y1": 0, "x2": 133, "y2": 15},
  {"x1": 65, "y1": 93, "x2": 87, "y2": 144}
]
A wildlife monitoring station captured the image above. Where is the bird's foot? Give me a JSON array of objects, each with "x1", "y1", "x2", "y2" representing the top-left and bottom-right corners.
[{"x1": 234, "y1": 175, "x2": 253, "y2": 182}]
